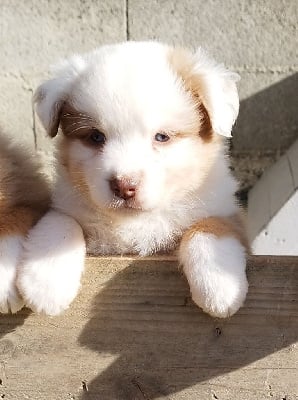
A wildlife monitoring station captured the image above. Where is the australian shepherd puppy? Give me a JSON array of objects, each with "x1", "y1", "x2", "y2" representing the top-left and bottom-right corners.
[
  {"x1": 17, "y1": 42, "x2": 249, "y2": 318},
  {"x1": 0, "y1": 135, "x2": 49, "y2": 313}
]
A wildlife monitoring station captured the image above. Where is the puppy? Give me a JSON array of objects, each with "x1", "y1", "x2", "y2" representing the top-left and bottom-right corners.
[
  {"x1": 0, "y1": 134, "x2": 49, "y2": 313},
  {"x1": 17, "y1": 41, "x2": 249, "y2": 317}
]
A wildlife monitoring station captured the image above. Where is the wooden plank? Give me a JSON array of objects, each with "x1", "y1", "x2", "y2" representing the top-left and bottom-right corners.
[{"x1": 0, "y1": 256, "x2": 298, "y2": 400}]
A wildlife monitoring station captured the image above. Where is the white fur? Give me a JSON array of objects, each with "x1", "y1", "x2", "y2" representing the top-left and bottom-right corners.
[
  {"x1": 0, "y1": 236, "x2": 24, "y2": 313},
  {"x1": 17, "y1": 211, "x2": 86, "y2": 315},
  {"x1": 180, "y1": 234, "x2": 248, "y2": 318},
  {"x1": 21, "y1": 41, "x2": 247, "y2": 317}
]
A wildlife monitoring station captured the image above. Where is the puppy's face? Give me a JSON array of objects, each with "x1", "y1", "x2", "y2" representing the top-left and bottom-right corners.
[{"x1": 35, "y1": 42, "x2": 239, "y2": 213}]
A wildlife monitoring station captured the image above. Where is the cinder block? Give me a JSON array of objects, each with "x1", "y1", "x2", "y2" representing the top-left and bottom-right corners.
[
  {"x1": 0, "y1": 0, "x2": 126, "y2": 147},
  {"x1": 0, "y1": 77, "x2": 35, "y2": 148},
  {"x1": 128, "y1": 0, "x2": 298, "y2": 67},
  {"x1": 0, "y1": 0, "x2": 126, "y2": 75}
]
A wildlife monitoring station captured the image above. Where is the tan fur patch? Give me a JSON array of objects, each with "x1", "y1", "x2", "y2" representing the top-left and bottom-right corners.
[
  {"x1": 0, "y1": 132, "x2": 50, "y2": 236},
  {"x1": 58, "y1": 136, "x2": 92, "y2": 200},
  {"x1": 58, "y1": 103, "x2": 103, "y2": 201},
  {"x1": 0, "y1": 207, "x2": 43, "y2": 237},
  {"x1": 167, "y1": 47, "x2": 213, "y2": 142},
  {"x1": 60, "y1": 103, "x2": 103, "y2": 141},
  {"x1": 181, "y1": 215, "x2": 250, "y2": 252}
]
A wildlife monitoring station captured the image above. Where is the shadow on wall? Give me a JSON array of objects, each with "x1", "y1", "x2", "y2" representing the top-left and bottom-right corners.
[
  {"x1": 233, "y1": 73, "x2": 298, "y2": 154},
  {"x1": 78, "y1": 258, "x2": 298, "y2": 399}
]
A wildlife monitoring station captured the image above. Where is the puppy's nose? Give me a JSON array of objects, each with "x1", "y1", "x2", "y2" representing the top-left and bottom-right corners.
[{"x1": 109, "y1": 177, "x2": 137, "y2": 200}]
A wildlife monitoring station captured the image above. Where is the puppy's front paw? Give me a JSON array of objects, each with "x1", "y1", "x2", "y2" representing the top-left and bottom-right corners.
[
  {"x1": 0, "y1": 236, "x2": 25, "y2": 314},
  {"x1": 0, "y1": 281, "x2": 24, "y2": 314},
  {"x1": 17, "y1": 260, "x2": 82, "y2": 316},
  {"x1": 17, "y1": 210, "x2": 86, "y2": 316},
  {"x1": 180, "y1": 234, "x2": 248, "y2": 318}
]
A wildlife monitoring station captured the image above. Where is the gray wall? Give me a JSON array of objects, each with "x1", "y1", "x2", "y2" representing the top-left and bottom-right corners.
[{"x1": 1, "y1": 0, "x2": 297, "y2": 153}]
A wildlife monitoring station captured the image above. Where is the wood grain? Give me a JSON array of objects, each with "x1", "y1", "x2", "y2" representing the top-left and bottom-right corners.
[{"x1": 0, "y1": 256, "x2": 297, "y2": 400}]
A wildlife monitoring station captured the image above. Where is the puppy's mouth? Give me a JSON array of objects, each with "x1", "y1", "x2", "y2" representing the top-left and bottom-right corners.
[{"x1": 108, "y1": 197, "x2": 144, "y2": 212}]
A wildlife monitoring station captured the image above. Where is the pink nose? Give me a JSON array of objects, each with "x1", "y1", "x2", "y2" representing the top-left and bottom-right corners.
[{"x1": 109, "y1": 177, "x2": 137, "y2": 200}]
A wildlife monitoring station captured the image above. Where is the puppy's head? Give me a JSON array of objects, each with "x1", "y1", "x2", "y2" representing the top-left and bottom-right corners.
[{"x1": 34, "y1": 42, "x2": 239, "y2": 212}]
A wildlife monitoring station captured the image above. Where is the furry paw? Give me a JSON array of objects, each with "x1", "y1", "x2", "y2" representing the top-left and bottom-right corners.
[
  {"x1": 17, "y1": 210, "x2": 86, "y2": 316},
  {"x1": 180, "y1": 234, "x2": 248, "y2": 318},
  {"x1": 0, "y1": 283, "x2": 24, "y2": 314},
  {"x1": 18, "y1": 265, "x2": 82, "y2": 316},
  {"x1": 0, "y1": 236, "x2": 25, "y2": 314}
]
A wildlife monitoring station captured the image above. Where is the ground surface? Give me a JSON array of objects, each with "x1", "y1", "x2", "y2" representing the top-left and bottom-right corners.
[{"x1": 0, "y1": 256, "x2": 297, "y2": 400}]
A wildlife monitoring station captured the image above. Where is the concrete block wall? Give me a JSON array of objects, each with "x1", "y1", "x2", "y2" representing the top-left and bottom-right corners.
[
  {"x1": 0, "y1": 0, "x2": 297, "y2": 153},
  {"x1": 0, "y1": 0, "x2": 126, "y2": 150}
]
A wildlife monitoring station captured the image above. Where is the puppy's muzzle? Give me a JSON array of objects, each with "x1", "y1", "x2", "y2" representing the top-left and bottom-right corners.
[{"x1": 109, "y1": 177, "x2": 138, "y2": 200}]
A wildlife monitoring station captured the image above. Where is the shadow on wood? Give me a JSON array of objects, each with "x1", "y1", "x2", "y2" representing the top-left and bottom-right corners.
[{"x1": 78, "y1": 257, "x2": 298, "y2": 399}]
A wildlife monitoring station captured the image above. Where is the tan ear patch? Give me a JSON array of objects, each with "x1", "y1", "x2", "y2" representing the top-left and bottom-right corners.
[
  {"x1": 181, "y1": 214, "x2": 250, "y2": 252},
  {"x1": 60, "y1": 103, "x2": 99, "y2": 139},
  {"x1": 167, "y1": 48, "x2": 213, "y2": 142},
  {"x1": 49, "y1": 101, "x2": 64, "y2": 137}
]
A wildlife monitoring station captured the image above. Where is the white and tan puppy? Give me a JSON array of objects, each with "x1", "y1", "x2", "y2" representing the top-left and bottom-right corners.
[
  {"x1": 17, "y1": 41, "x2": 249, "y2": 317},
  {"x1": 0, "y1": 135, "x2": 49, "y2": 313}
]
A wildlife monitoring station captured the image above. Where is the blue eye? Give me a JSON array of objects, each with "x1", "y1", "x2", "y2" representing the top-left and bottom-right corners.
[
  {"x1": 89, "y1": 129, "x2": 106, "y2": 145},
  {"x1": 154, "y1": 132, "x2": 170, "y2": 142}
]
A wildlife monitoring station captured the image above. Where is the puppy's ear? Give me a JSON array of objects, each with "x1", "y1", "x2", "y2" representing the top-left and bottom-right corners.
[
  {"x1": 34, "y1": 79, "x2": 65, "y2": 137},
  {"x1": 193, "y1": 48, "x2": 240, "y2": 137},
  {"x1": 33, "y1": 55, "x2": 86, "y2": 137}
]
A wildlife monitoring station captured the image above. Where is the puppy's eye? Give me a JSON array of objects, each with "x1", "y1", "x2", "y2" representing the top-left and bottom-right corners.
[
  {"x1": 154, "y1": 132, "x2": 170, "y2": 142},
  {"x1": 89, "y1": 129, "x2": 106, "y2": 145}
]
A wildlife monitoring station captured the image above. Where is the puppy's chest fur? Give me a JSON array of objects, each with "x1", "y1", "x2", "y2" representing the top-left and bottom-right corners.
[
  {"x1": 84, "y1": 212, "x2": 181, "y2": 256},
  {"x1": 81, "y1": 199, "x2": 211, "y2": 256},
  {"x1": 54, "y1": 179, "x2": 209, "y2": 256}
]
